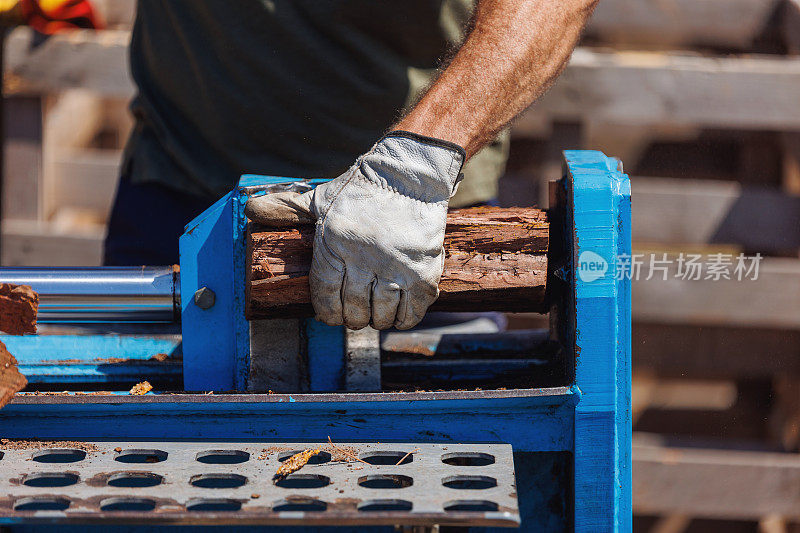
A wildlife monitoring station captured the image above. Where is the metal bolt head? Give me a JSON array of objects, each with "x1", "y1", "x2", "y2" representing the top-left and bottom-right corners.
[{"x1": 194, "y1": 287, "x2": 216, "y2": 309}]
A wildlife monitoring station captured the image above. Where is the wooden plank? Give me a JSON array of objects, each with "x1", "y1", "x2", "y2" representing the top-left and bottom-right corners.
[
  {"x1": 783, "y1": 133, "x2": 800, "y2": 195},
  {"x1": 635, "y1": 380, "x2": 774, "y2": 442},
  {"x1": 3, "y1": 28, "x2": 133, "y2": 97},
  {"x1": 49, "y1": 149, "x2": 121, "y2": 219},
  {"x1": 633, "y1": 323, "x2": 800, "y2": 379},
  {"x1": 632, "y1": 257, "x2": 800, "y2": 330},
  {"x1": 649, "y1": 515, "x2": 691, "y2": 533},
  {"x1": 93, "y1": 0, "x2": 136, "y2": 27},
  {"x1": 517, "y1": 49, "x2": 800, "y2": 133},
  {"x1": 0, "y1": 220, "x2": 103, "y2": 266},
  {"x1": 631, "y1": 177, "x2": 800, "y2": 253},
  {"x1": 6, "y1": 30, "x2": 800, "y2": 131},
  {"x1": 2, "y1": 96, "x2": 41, "y2": 221},
  {"x1": 43, "y1": 91, "x2": 106, "y2": 151},
  {"x1": 632, "y1": 377, "x2": 736, "y2": 413},
  {"x1": 42, "y1": 91, "x2": 108, "y2": 219},
  {"x1": 586, "y1": 0, "x2": 778, "y2": 49},
  {"x1": 246, "y1": 207, "x2": 549, "y2": 319},
  {"x1": 87, "y1": 0, "x2": 781, "y2": 48},
  {"x1": 769, "y1": 375, "x2": 800, "y2": 452},
  {"x1": 784, "y1": 0, "x2": 800, "y2": 54},
  {"x1": 55, "y1": 0, "x2": 781, "y2": 49},
  {"x1": 633, "y1": 437, "x2": 800, "y2": 519}
]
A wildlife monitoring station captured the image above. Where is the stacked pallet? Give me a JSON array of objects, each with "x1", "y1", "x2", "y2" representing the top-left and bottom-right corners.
[{"x1": 506, "y1": 1, "x2": 800, "y2": 531}]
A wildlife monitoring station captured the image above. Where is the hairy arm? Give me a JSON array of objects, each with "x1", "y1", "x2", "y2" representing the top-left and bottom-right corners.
[{"x1": 393, "y1": 0, "x2": 597, "y2": 158}]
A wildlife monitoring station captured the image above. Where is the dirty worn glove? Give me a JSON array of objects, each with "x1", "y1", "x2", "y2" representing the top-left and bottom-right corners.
[{"x1": 245, "y1": 131, "x2": 465, "y2": 330}]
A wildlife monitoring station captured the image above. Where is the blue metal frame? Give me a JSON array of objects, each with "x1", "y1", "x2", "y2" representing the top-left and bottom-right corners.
[
  {"x1": 181, "y1": 151, "x2": 632, "y2": 529},
  {"x1": 179, "y1": 176, "x2": 346, "y2": 392},
  {"x1": 564, "y1": 151, "x2": 631, "y2": 531},
  {"x1": 1, "y1": 150, "x2": 631, "y2": 531},
  {"x1": 1, "y1": 334, "x2": 182, "y2": 384}
]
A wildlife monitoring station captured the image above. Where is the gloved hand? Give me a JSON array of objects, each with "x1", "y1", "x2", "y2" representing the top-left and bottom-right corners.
[
  {"x1": 0, "y1": 0, "x2": 102, "y2": 34},
  {"x1": 245, "y1": 131, "x2": 465, "y2": 330}
]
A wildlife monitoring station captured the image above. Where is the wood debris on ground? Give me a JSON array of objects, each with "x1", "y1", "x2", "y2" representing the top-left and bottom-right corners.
[
  {"x1": 0, "y1": 438, "x2": 99, "y2": 452},
  {"x1": 395, "y1": 448, "x2": 419, "y2": 465},
  {"x1": 0, "y1": 283, "x2": 39, "y2": 335},
  {"x1": 129, "y1": 381, "x2": 153, "y2": 395},
  {"x1": 273, "y1": 449, "x2": 321, "y2": 481},
  {"x1": 0, "y1": 340, "x2": 27, "y2": 409},
  {"x1": 326, "y1": 436, "x2": 369, "y2": 464}
]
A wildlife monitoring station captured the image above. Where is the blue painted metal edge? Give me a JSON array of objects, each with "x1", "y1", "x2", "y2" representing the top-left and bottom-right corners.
[
  {"x1": 565, "y1": 150, "x2": 632, "y2": 532},
  {"x1": 1, "y1": 389, "x2": 577, "y2": 452},
  {"x1": 3, "y1": 335, "x2": 182, "y2": 385},
  {"x1": 180, "y1": 191, "x2": 237, "y2": 391},
  {"x1": 180, "y1": 175, "x2": 345, "y2": 392},
  {"x1": 1, "y1": 335, "x2": 180, "y2": 362}
]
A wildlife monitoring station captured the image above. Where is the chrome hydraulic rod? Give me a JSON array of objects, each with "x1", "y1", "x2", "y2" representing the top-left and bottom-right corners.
[{"x1": 0, "y1": 266, "x2": 179, "y2": 322}]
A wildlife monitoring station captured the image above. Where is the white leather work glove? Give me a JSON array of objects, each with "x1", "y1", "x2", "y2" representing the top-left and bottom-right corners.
[{"x1": 245, "y1": 131, "x2": 465, "y2": 330}]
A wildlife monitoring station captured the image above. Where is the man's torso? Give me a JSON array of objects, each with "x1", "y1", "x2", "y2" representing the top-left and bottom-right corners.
[{"x1": 126, "y1": 0, "x2": 507, "y2": 206}]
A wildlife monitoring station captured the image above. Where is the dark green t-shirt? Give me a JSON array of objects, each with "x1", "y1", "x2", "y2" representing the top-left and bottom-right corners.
[{"x1": 125, "y1": 0, "x2": 508, "y2": 206}]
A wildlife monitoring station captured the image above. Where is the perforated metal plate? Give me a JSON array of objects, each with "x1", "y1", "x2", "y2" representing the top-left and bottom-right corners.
[{"x1": 0, "y1": 441, "x2": 519, "y2": 527}]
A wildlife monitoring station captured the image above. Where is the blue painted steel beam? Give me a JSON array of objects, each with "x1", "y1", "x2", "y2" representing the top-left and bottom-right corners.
[
  {"x1": 3, "y1": 334, "x2": 183, "y2": 384},
  {"x1": 0, "y1": 389, "x2": 577, "y2": 452},
  {"x1": 564, "y1": 150, "x2": 632, "y2": 532},
  {"x1": 16, "y1": 362, "x2": 180, "y2": 384}
]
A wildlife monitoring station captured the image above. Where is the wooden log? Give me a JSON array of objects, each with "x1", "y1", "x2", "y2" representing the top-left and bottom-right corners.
[
  {"x1": 246, "y1": 206, "x2": 549, "y2": 319},
  {"x1": 0, "y1": 283, "x2": 38, "y2": 335},
  {"x1": 0, "y1": 340, "x2": 26, "y2": 409}
]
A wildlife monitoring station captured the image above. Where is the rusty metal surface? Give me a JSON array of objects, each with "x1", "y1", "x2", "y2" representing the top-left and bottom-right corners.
[
  {"x1": 0, "y1": 441, "x2": 519, "y2": 527},
  {"x1": 11, "y1": 388, "x2": 574, "y2": 405}
]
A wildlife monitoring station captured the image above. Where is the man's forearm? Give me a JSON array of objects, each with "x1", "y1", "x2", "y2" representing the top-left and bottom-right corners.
[{"x1": 393, "y1": 0, "x2": 597, "y2": 158}]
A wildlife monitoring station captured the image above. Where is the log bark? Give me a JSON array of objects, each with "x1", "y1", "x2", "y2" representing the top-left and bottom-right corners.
[
  {"x1": 246, "y1": 206, "x2": 549, "y2": 320},
  {"x1": 0, "y1": 341, "x2": 26, "y2": 409},
  {"x1": 0, "y1": 283, "x2": 38, "y2": 335}
]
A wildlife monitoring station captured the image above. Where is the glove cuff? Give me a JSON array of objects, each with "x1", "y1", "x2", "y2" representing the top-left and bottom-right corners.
[
  {"x1": 382, "y1": 130, "x2": 467, "y2": 161},
  {"x1": 362, "y1": 131, "x2": 466, "y2": 204}
]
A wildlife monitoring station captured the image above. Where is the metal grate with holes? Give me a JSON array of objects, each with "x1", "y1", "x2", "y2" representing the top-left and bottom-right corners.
[{"x1": 0, "y1": 441, "x2": 519, "y2": 527}]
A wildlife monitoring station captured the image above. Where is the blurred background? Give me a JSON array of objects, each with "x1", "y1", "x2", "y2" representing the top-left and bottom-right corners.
[{"x1": 2, "y1": 1, "x2": 799, "y2": 530}]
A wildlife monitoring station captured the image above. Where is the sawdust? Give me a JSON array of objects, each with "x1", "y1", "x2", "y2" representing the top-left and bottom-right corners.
[
  {"x1": 27, "y1": 391, "x2": 113, "y2": 396},
  {"x1": 129, "y1": 381, "x2": 153, "y2": 395},
  {"x1": 326, "y1": 437, "x2": 369, "y2": 465},
  {"x1": 273, "y1": 449, "x2": 321, "y2": 481},
  {"x1": 0, "y1": 438, "x2": 98, "y2": 452},
  {"x1": 258, "y1": 446, "x2": 290, "y2": 460},
  {"x1": 326, "y1": 444, "x2": 361, "y2": 463},
  {"x1": 51, "y1": 354, "x2": 173, "y2": 365},
  {"x1": 394, "y1": 448, "x2": 419, "y2": 466}
]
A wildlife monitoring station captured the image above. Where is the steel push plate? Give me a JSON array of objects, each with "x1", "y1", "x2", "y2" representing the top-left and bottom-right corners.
[{"x1": 0, "y1": 441, "x2": 520, "y2": 527}]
